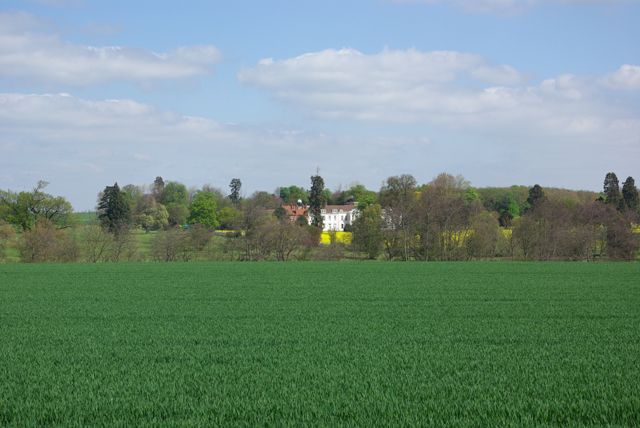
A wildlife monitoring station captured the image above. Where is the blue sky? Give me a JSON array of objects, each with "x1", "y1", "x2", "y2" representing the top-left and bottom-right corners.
[{"x1": 1, "y1": 0, "x2": 639, "y2": 209}]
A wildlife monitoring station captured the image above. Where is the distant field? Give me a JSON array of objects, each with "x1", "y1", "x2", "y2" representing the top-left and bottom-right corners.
[
  {"x1": 1, "y1": 262, "x2": 639, "y2": 426},
  {"x1": 71, "y1": 211, "x2": 98, "y2": 225}
]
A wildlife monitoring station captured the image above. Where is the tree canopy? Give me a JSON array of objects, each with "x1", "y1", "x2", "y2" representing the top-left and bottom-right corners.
[
  {"x1": 0, "y1": 181, "x2": 73, "y2": 231},
  {"x1": 188, "y1": 191, "x2": 219, "y2": 229}
]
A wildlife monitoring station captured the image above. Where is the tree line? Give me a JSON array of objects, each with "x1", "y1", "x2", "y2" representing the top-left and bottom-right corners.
[{"x1": 0, "y1": 172, "x2": 638, "y2": 262}]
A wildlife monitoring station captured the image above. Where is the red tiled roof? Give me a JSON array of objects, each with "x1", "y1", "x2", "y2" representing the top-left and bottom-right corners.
[{"x1": 282, "y1": 204, "x2": 308, "y2": 217}]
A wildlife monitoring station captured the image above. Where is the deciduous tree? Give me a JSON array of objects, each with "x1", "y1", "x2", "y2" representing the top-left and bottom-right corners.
[
  {"x1": 379, "y1": 174, "x2": 417, "y2": 261},
  {"x1": 351, "y1": 203, "x2": 384, "y2": 259},
  {"x1": 19, "y1": 219, "x2": 78, "y2": 262},
  {"x1": 0, "y1": 182, "x2": 73, "y2": 231},
  {"x1": 188, "y1": 192, "x2": 219, "y2": 229}
]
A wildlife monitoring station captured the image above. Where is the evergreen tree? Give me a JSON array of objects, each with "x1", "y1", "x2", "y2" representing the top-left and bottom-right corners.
[
  {"x1": 229, "y1": 178, "x2": 242, "y2": 205},
  {"x1": 97, "y1": 183, "x2": 131, "y2": 235},
  {"x1": 622, "y1": 176, "x2": 639, "y2": 212},
  {"x1": 525, "y1": 184, "x2": 546, "y2": 213},
  {"x1": 309, "y1": 175, "x2": 326, "y2": 229},
  {"x1": 603, "y1": 172, "x2": 621, "y2": 208},
  {"x1": 152, "y1": 176, "x2": 165, "y2": 200}
]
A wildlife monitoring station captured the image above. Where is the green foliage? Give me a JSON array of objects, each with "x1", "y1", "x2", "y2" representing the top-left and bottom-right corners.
[
  {"x1": 604, "y1": 172, "x2": 622, "y2": 208},
  {"x1": 622, "y1": 176, "x2": 639, "y2": 212},
  {"x1": 97, "y1": 183, "x2": 131, "y2": 235},
  {"x1": 526, "y1": 184, "x2": 546, "y2": 213},
  {"x1": 477, "y1": 186, "x2": 528, "y2": 226},
  {"x1": 464, "y1": 187, "x2": 480, "y2": 203},
  {"x1": 166, "y1": 204, "x2": 189, "y2": 226},
  {"x1": 0, "y1": 182, "x2": 73, "y2": 230},
  {"x1": 72, "y1": 211, "x2": 98, "y2": 225},
  {"x1": 278, "y1": 185, "x2": 308, "y2": 204},
  {"x1": 136, "y1": 203, "x2": 169, "y2": 232},
  {"x1": 188, "y1": 192, "x2": 219, "y2": 229},
  {"x1": 228, "y1": 178, "x2": 242, "y2": 205},
  {"x1": 160, "y1": 181, "x2": 189, "y2": 206},
  {"x1": 351, "y1": 203, "x2": 384, "y2": 259},
  {"x1": 322, "y1": 188, "x2": 333, "y2": 205},
  {"x1": 121, "y1": 184, "x2": 143, "y2": 212},
  {"x1": 217, "y1": 206, "x2": 241, "y2": 230},
  {"x1": 0, "y1": 221, "x2": 16, "y2": 262},
  {"x1": 309, "y1": 175, "x2": 326, "y2": 229},
  {"x1": 379, "y1": 174, "x2": 417, "y2": 208},
  {"x1": 152, "y1": 176, "x2": 165, "y2": 198},
  {"x1": 336, "y1": 184, "x2": 377, "y2": 208},
  {"x1": 1, "y1": 262, "x2": 640, "y2": 425},
  {"x1": 296, "y1": 215, "x2": 309, "y2": 227},
  {"x1": 466, "y1": 211, "x2": 501, "y2": 258},
  {"x1": 273, "y1": 206, "x2": 287, "y2": 221}
]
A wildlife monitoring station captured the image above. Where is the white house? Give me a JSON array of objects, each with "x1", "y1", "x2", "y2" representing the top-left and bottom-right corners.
[{"x1": 309, "y1": 204, "x2": 359, "y2": 231}]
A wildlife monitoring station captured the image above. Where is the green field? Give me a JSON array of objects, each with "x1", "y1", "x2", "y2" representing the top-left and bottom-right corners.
[{"x1": 1, "y1": 262, "x2": 639, "y2": 426}]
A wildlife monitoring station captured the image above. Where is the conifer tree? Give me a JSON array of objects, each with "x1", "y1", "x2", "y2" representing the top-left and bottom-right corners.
[
  {"x1": 603, "y1": 172, "x2": 622, "y2": 208},
  {"x1": 622, "y1": 176, "x2": 639, "y2": 211},
  {"x1": 97, "y1": 183, "x2": 131, "y2": 235},
  {"x1": 229, "y1": 178, "x2": 242, "y2": 205},
  {"x1": 309, "y1": 175, "x2": 326, "y2": 229},
  {"x1": 525, "y1": 184, "x2": 546, "y2": 213}
]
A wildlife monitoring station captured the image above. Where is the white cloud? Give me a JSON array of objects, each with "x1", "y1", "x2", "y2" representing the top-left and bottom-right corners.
[
  {"x1": 0, "y1": 12, "x2": 220, "y2": 86},
  {"x1": 241, "y1": 48, "x2": 527, "y2": 90},
  {"x1": 603, "y1": 65, "x2": 640, "y2": 90},
  {"x1": 239, "y1": 48, "x2": 640, "y2": 144},
  {"x1": 239, "y1": 48, "x2": 532, "y2": 122}
]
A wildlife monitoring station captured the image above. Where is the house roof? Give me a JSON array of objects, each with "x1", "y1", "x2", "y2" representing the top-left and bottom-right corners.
[{"x1": 281, "y1": 204, "x2": 308, "y2": 217}]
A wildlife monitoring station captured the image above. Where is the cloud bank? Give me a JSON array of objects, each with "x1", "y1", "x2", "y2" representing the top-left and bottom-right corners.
[{"x1": 239, "y1": 48, "x2": 640, "y2": 145}]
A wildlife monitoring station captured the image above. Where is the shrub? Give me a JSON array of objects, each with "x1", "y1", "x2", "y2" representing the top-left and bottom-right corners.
[{"x1": 20, "y1": 219, "x2": 78, "y2": 262}]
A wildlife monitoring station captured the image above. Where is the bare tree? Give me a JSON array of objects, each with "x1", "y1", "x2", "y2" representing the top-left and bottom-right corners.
[
  {"x1": 19, "y1": 219, "x2": 78, "y2": 262},
  {"x1": 411, "y1": 174, "x2": 480, "y2": 261},
  {"x1": 80, "y1": 225, "x2": 114, "y2": 263}
]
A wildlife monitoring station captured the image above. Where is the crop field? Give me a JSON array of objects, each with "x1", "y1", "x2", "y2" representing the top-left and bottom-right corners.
[{"x1": 1, "y1": 262, "x2": 639, "y2": 426}]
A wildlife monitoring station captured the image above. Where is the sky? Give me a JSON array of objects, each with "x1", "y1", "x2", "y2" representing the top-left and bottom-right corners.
[{"x1": 0, "y1": 0, "x2": 639, "y2": 210}]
